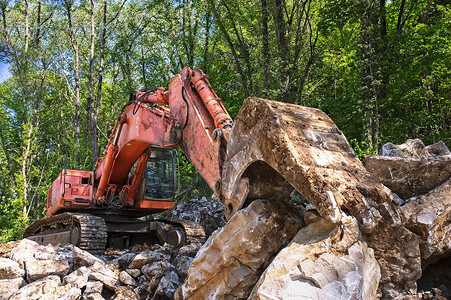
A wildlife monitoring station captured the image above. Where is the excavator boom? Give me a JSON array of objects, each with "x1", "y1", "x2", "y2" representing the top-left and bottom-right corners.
[{"x1": 25, "y1": 68, "x2": 233, "y2": 250}]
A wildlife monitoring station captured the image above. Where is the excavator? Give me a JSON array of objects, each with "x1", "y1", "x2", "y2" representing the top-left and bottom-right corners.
[
  {"x1": 24, "y1": 66, "x2": 388, "y2": 253},
  {"x1": 24, "y1": 67, "x2": 235, "y2": 251}
]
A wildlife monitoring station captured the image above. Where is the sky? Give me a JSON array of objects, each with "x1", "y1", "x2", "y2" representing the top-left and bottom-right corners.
[{"x1": 0, "y1": 61, "x2": 11, "y2": 82}]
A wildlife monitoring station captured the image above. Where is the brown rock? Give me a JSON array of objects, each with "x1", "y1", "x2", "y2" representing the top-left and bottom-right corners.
[
  {"x1": 9, "y1": 275, "x2": 61, "y2": 300},
  {"x1": 125, "y1": 268, "x2": 140, "y2": 278},
  {"x1": 0, "y1": 257, "x2": 24, "y2": 279},
  {"x1": 304, "y1": 210, "x2": 321, "y2": 225},
  {"x1": 401, "y1": 178, "x2": 451, "y2": 264},
  {"x1": 222, "y1": 97, "x2": 402, "y2": 233},
  {"x1": 365, "y1": 225, "x2": 422, "y2": 298},
  {"x1": 176, "y1": 199, "x2": 303, "y2": 300},
  {"x1": 0, "y1": 277, "x2": 25, "y2": 299},
  {"x1": 118, "y1": 270, "x2": 136, "y2": 286},
  {"x1": 112, "y1": 286, "x2": 140, "y2": 300},
  {"x1": 365, "y1": 142, "x2": 451, "y2": 199}
]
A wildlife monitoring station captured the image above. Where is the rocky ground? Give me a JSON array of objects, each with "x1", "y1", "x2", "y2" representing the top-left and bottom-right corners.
[
  {"x1": 0, "y1": 197, "x2": 226, "y2": 300},
  {"x1": 0, "y1": 139, "x2": 450, "y2": 300}
]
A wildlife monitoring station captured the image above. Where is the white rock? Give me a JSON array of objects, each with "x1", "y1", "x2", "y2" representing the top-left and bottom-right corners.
[
  {"x1": 127, "y1": 250, "x2": 170, "y2": 269},
  {"x1": 40, "y1": 285, "x2": 82, "y2": 300},
  {"x1": 0, "y1": 257, "x2": 25, "y2": 279},
  {"x1": 73, "y1": 247, "x2": 105, "y2": 269},
  {"x1": 9, "y1": 275, "x2": 61, "y2": 300},
  {"x1": 84, "y1": 280, "x2": 103, "y2": 294},
  {"x1": 63, "y1": 266, "x2": 90, "y2": 289},
  {"x1": 119, "y1": 270, "x2": 136, "y2": 286},
  {"x1": 0, "y1": 277, "x2": 25, "y2": 299}
]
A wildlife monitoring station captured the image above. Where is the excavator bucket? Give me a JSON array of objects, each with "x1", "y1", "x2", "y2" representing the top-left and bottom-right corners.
[{"x1": 221, "y1": 97, "x2": 401, "y2": 231}]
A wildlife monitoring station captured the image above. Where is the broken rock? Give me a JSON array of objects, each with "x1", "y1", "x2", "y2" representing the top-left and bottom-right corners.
[
  {"x1": 365, "y1": 140, "x2": 451, "y2": 199},
  {"x1": 167, "y1": 197, "x2": 227, "y2": 237},
  {"x1": 8, "y1": 239, "x2": 72, "y2": 282},
  {"x1": 118, "y1": 270, "x2": 136, "y2": 286},
  {"x1": 9, "y1": 275, "x2": 61, "y2": 300},
  {"x1": 40, "y1": 285, "x2": 82, "y2": 300},
  {"x1": 249, "y1": 217, "x2": 379, "y2": 300},
  {"x1": 0, "y1": 257, "x2": 24, "y2": 279},
  {"x1": 401, "y1": 178, "x2": 451, "y2": 264},
  {"x1": 63, "y1": 266, "x2": 90, "y2": 289},
  {"x1": 73, "y1": 246, "x2": 105, "y2": 269},
  {"x1": 175, "y1": 199, "x2": 303, "y2": 300},
  {"x1": 0, "y1": 277, "x2": 25, "y2": 300},
  {"x1": 127, "y1": 250, "x2": 170, "y2": 269}
]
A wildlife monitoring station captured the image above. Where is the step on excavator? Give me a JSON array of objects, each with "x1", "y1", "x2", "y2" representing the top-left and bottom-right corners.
[{"x1": 24, "y1": 67, "x2": 362, "y2": 252}]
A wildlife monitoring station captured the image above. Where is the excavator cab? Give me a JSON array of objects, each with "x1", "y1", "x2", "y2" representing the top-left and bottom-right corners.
[{"x1": 143, "y1": 148, "x2": 177, "y2": 201}]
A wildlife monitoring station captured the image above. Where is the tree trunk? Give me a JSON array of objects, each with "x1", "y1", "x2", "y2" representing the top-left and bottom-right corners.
[
  {"x1": 272, "y1": 0, "x2": 290, "y2": 100},
  {"x1": 209, "y1": 0, "x2": 249, "y2": 97},
  {"x1": 261, "y1": 0, "x2": 270, "y2": 93},
  {"x1": 24, "y1": 0, "x2": 29, "y2": 53},
  {"x1": 88, "y1": 0, "x2": 98, "y2": 170},
  {"x1": 65, "y1": 0, "x2": 81, "y2": 166}
]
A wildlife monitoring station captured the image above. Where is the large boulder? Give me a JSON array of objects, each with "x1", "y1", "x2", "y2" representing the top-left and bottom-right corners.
[
  {"x1": 175, "y1": 199, "x2": 303, "y2": 300},
  {"x1": 9, "y1": 239, "x2": 72, "y2": 282},
  {"x1": 249, "y1": 217, "x2": 380, "y2": 300},
  {"x1": 0, "y1": 257, "x2": 24, "y2": 279},
  {"x1": 222, "y1": 97, "x2": 402, "y2": 233},
  {"x1": 401, "y1": 178, "x2": 451, "y2": 265},
  {"x1": 365, "y1": 140, "x2": 451, "y2": 199},
  {"x1": 9, "y1": 275, "x2": 61, "y2": 300}
]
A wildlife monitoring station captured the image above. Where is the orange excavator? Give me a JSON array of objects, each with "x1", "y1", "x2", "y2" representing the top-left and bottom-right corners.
[
  {"x1": 24, "y1": 67, "x2": 233, "y2": 251},
  {"x1": 24, "y1": 67, "x2": 378, "y2": 253}
]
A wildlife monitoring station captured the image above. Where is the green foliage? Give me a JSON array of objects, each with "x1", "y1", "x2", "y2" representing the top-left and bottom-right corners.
[
  {"x1": 176, "y1": 150, "x2": 212, "y2": 203},
  {"x1": 350, "y1": 139, "x2": 377, "y2": 161}
]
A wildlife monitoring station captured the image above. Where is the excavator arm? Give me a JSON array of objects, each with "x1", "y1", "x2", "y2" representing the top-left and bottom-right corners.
[{"x1": 88, "y1": 67, "x2": 232, "y2": 212}]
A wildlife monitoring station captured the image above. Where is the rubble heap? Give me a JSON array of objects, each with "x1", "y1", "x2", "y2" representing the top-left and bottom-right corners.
[
  {"x1": 0, "y1": 138, "x2": 449, "y2": 300},
  {"x1": 0, "y1": 198, "x2": 226, "y2": 300}
]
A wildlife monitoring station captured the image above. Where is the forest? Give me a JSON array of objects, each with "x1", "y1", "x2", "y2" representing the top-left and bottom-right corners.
[{"x1": 0, "y1": 0, "x2": 450, "y2": 242}]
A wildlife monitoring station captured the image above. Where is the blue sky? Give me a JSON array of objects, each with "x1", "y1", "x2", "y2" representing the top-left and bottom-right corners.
[{"x1": 0, "y1": 61, "x2": 11, "y2": 82}]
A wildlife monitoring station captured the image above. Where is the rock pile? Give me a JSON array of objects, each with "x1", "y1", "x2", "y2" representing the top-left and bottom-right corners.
[
  {"x1": 0, "y1": 139, "x2": 450, "y2": 300},
  {"x1": 166, "y1": 196, "x2": 227, "y2": 237},
  {"x1": 0, "y1": 197, "x2": 227, "y2": 300},
  {"x1": 0, "y1": 238, "x2": 197, "y2": 300},
  {"x1": 177, "y1": 139, "x2": 451, "y2": 299}
]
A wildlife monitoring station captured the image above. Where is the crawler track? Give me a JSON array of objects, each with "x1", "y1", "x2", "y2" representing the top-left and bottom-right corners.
[
  {"x1": 24, "y1": 213, "x2": 205, "y2": 251},
  {"x1": 24, "y1": 213, "x2": 107, "y2": 252}
]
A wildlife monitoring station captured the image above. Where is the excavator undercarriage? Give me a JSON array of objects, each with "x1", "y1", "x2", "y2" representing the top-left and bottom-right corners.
[{"x1": 24, "y1": 213, "x2": 205, "y2": 251}]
